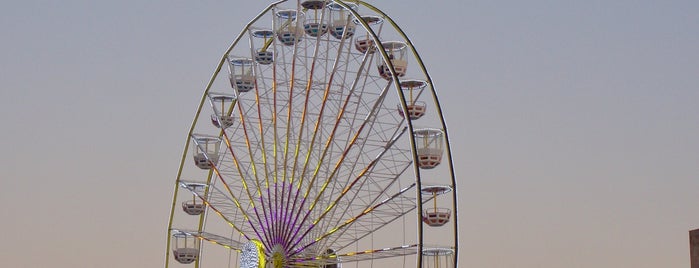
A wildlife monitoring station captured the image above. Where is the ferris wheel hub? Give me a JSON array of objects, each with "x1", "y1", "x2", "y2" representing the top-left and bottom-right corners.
[{"x1": 270, "y1": 244, "x2": 287, "y2": 268}]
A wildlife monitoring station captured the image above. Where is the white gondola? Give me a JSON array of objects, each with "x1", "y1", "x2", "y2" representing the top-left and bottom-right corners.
[
  {"x1": 182, "y1": 200, "x2": 206, "y2": 215},
  {"x1": 172, "y1": 232, "x2": 200, "y2": 264},
  {"x1": 421, "y1": 185, "x2": 453, "y2": 227},
  {"x1": 423, "y1": 208, "x2": 451, "y2": 226},
  {"x1": 191, "y1": 135, "x2": 221, "y2": 170},
  {"x1": 180, "y1": 182, "x2": 206, "y2": 215},
  {"x1": 354, "y1": 36, "x2": 375, "y2": 53},
  {"x1": 330, "y1": 19, "x2": 355, "y2": 39},
  {"x1": 414, "y1": 128, "x2": 444, "y2": 169},
  {"x1": 302, "y1": 0, "x2": 329, "y2": 37},
  {"x1": 328, "y1": 2, "x2": 357, "y2": 39},
  {"x1": 301, "y1": 0, "x2": 327, "y2": 10},
  {"x1": 275, "y1": 10, "x2": 304, "y2": 46},
  {"x1": 304, "y1": 21, "x2": 329, "y2": 37},
  {"x1": 228, "y1": 57, "x2": 256, "y2": 93},
  {"x1": 422, "y1": 248, "x2": 455, "y2": 268},
  {"x1": 208, "y1": 92, "x2": 236, "y2": 129},
  {"x1": 255, "y1": 50, "x2": 274, "y2": 65},
  {"x1": 211, "y1": 114, "x2": 234, "y2": 129},
  {"x1": 398, "y1": 101, "x2": 426, "y2": 119},
  {"x1": 398, "y1": 79, "x2": 429, "y2": 120},
  {"x1": 377, "y1": 41, "x2": 408, "y2": 80},
  {"x1": 252, "y1": 29, "x2": 275, "y2": 65},
  {"x1": 277, "y1": 26, "x2": 304, "y2": 46},
  {"x1": 352, "y1": 16, "x2": 383, "y2": 54}
]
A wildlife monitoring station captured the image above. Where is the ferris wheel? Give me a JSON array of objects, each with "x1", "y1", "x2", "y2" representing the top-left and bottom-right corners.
[{"x1": 165, "y1": 1, "x2": 458, "y2": 267}]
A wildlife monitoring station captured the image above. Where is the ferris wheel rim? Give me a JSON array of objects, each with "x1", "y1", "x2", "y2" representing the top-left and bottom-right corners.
[{"x1": 165, "y1": 1, "x2": 458, "y2": 267}]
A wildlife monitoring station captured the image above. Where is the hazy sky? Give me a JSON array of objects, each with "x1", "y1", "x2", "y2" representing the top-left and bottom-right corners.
[{"x1": 1, "y1": 0, "x2": 698, "y2": 267}]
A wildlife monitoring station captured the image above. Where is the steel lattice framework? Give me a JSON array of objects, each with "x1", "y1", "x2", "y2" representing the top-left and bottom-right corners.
[{"x1": 165, "y1": 1, "x2": 458, "y2": 267}]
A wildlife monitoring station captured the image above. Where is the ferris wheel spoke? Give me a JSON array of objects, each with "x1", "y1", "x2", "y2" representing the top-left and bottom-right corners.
[
  {"x1": 300, "y1": 67, "x2": 380, "y2": 249},
  {"x1": 295, "y1": 28, "x2": 374, "y2": 195},
  {"x1": 210, "y1": 164, "x2": 274, "y2": 248},
  {"x1": 310, "y1": 52, "x2": 382, "y2": 237},
  {"x1": 279, "y1": 5, "x2": 303, "y2": 186},
  {"x1": 286, "y1": 103, "x2": 405, "y2": 254},
  {"x1": 172, "y1": 229, "x2": 247, "y2": 251},
  {"x1": 276, "y1": 8, "x2": 304, "y2": 244},
  {"x1": 229, "y1": 61, "x2": 287, "y2": 246},
  {"x1": 290, "y1": 138, "x2": 418, "y2": 255},
  {"x1": 271, "y1": 82, "x2": 282, "y2": 246},
  {"x1": 278, "y1": 13, "x2": 336, "y2": 245},
  {"x1": 324, "y1": 182, "x2": 433, "y2": 252},
  {"x1": 289, "y1": 244, "x2": 419, "y2": 266},
  {"x1": 178, "y1": 181, "x2": 254, "y2": 241},
  {"x1": 233, "y1": 102, "x2": 265, "y2": 196},
  {"x1": 244, "y1": 43, "x2": 283, "y2": 247},
  {"x1": 266, "y1": 18, "x2": 288, "y2": 248},
  {"x1": 301, "y1": 182, "x2": 417, "y2": 254},
  {"x1": 280, "y1": 24, "x2": 359, "y2": 246},
  {"x1": 318, "y1": 119, "x2": 410, "y2": 229},
  {"x1": 198, "y1": 124, "x2": 270, "y2": 246},
  {"x1": 219, "y1": 129, "x2": 275, "y2": 248},
  {"x1": 283, "y1": 79, "x2": 393, "y2": 251},
  {"x1": 315, "y1": 146, "x2": 413, "y2": 249},
  {"x1": 246, "y1": 29, "x2": 274, "y2": 200}
]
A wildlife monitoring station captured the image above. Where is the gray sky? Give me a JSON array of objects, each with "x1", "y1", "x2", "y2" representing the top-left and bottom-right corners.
[{"x1": 1, "y1": 0, "x2": 698, "y2": 267}]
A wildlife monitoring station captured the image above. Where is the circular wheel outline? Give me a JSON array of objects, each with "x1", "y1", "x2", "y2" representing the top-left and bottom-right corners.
[{"x1": 165, "y1": 1, "x2": 458, "y2": 267}]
